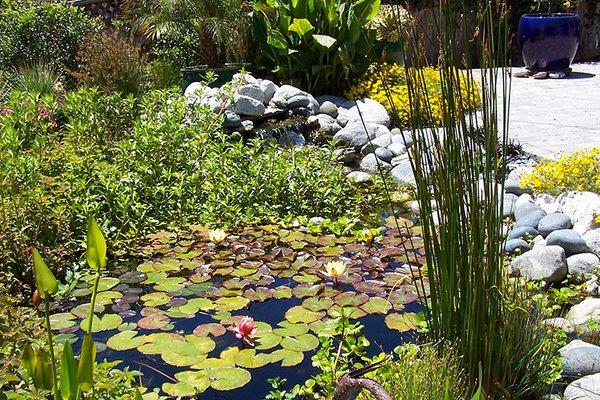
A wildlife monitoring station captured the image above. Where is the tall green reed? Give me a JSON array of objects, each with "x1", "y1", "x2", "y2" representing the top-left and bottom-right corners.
[{"x1": 356, "y1": 0, "x2": 559, "y2": 397}]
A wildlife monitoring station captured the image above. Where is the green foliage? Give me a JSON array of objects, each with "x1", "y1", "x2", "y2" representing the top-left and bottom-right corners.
[
  {"x1": 0, "y1": 2, "x2": 100, "y2": 72},
  {"x1": 146, "y1": 60, "x2": 182, "y2": 89},
  {"x1": 359, "y1": 344, "x2": 468, "y2": 400},
  {"x1": 73, "y1": 33, "x2": 148, "y2": 96},
  {"x1": 8, "y1": 63, "x2": 62, "y2": 96},
  {"x1": 252, "y1": 0, "x2": 381, "y2": 95},
  {"x1": 383, "y1": 1, "x2": 559, "y2": 398},
  {"x1": 0, "y1": 87, "x2": 387, "y2": 297},
  {"x1": 124, "y1": 0, "x2": 253, "y2": 68}
]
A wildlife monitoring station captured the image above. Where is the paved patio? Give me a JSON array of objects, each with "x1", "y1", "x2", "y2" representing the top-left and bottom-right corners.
[{"x1": 505, "y1": 61, "x2": 600, "y2": 159}]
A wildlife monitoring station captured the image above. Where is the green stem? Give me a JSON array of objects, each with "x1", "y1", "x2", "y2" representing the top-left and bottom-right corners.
[
  {"x1": 44, "y1": 296, "x2": 60, "y2": 400},
  {"x1": 87, "y1": 272, "x2": 101, "y2": 334}
]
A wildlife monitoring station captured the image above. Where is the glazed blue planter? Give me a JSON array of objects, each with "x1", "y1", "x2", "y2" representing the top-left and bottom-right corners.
[{"x1": 518, "y1": 13, "x2": 581, "y2": 72}]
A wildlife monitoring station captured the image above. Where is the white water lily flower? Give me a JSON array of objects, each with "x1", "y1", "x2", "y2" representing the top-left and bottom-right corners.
[
  {"x1": 323, "y1": 260, "x2": 347, "y2": 283},
  {"x1": 208, "y1": 229, "x2": 227, "y2": 243}
]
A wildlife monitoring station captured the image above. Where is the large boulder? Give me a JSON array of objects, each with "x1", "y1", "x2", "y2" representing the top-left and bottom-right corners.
[
  {"x1": 333, "y1": 122, "x2": 390, "y2": 149},
  {"x1": 538, "y1": 213, "x2": 573, "y2": 237},
  {"x1": 507, "y1": 226, "x2": 539, "y2": 241},
  {"x1": 233, "y1": 95, "x2": 265, "y2": 116},
  {"x1": 564, "y1": 373, "x2": 600, "y2": 400},
  {"x1": 236, "y1": 84, "x2": 266, "y2": 104},
  {"x1": 509, "y1": 245, "x2": 567, "y2": 283},
  {"x1": 338, "y1": 98, "x2": 391, "y2": 127},
  {"x1": 560, "y1": 340, "x2": 600, "y2": 379},
  {"x1": 584, "y1": 229, "x2": 600, "y2": 258},
  {"x1": 566, "y1": 298, "x2": 600, "y2": 327},
  {"x1": 271, "y1": 85, "x2": 306, "y2": 107},
  {"x1": 557, "y1": 191, "x2": 600, "y2": 234},
  {"x1": 514, "y1": 202, "x2": 544, "y2": 221},
  {"x1": 546, "y1": 229, "x2": 589, "y2": 256},
  {"x1": 360, "y1": 153, "x2": 391, "y2": 174},
  {"x1": 259, "y1": 79, "x2": 278, "y2": 103}
]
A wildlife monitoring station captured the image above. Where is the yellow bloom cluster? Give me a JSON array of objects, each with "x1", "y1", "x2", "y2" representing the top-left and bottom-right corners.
[
  {"x1": 346, "y1": 63, "x2": 481, "y2": 127},
  {"x1": 520, "y1": 148, "x2": 600, "y2": 195}
]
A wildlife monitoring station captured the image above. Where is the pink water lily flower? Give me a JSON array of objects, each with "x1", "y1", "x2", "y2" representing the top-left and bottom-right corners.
[{"x1": 234, "y1": 316, "x2": 257, "y2": 345}]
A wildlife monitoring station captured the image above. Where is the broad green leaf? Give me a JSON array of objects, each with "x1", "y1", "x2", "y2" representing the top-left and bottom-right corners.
[
  {"x1": 267, "y1": 30, "x2": 288, "y2": 50},
  {"x1": 162, "y1": 382, "x2": 197, "y2": 397},
  {"x1": 86, "y1": 218, "x2": 106, "y2": 270},
  {"x1": 60, "y1": 341, "x2": 77, "y2": 400},
  {"x1": 209, "y1": 367, "x2": 251, "y2": 391},
  {"x1": 313, "y1": 34, "x2": 337, "y2": 49},
  {"x1": 285, "y1": 305, "x2": 325, "y2": 324},
  {"x1": 384, "y1": 313, "x2": 417, "y2": 332},
  {"x1": 32, "y1": 248, "x2": 58, "y2": 298},
  {"x1": 107, "y1": 331, "x2": 149, "y2": 351},
  {"x1": 270, "y1": 349, "x2": 304, "y2": 367},
  {"x1": 77, "y1": 334, "x2": 96, "y2": 392},
  {"x1": 288, "y1": 18, "x2": 313, "y2": 36}
]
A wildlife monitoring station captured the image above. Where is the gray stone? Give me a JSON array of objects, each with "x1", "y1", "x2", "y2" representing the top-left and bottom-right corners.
[
  {"x1": 233, "y1": 95, "x2": 265, "y2": 116},
  {"x1": 509, "y1": 245, "x2": 567, "y2": 283},
  {"x1": 223, "y1": 112, "x2": 241, "y2": 128},
  {"x1": 504, "y1": 239, "x2": 531, "y2": 254},
  {"x1": 538, "y1": 213, "x2": 573, "y2": 237},
  {"x1": 503, "y1": 193, "x2": 518, "y2": 218},
  {"x1": 291, "y1": 106, "x2": 313, "y2": 116},
  {"x1": 308, "y1": 114, "x2": 341, "y2": 135},
  {"x1": 286, "y1": 94, "x2": 311, "y2": 108},
  {"x1": 515, "y1": 202, "x2": 544, "y2": 221},
  {"x1": 361, "y1": 134, "x2": 393, "y2": 155},
  {"x1": 279, "y1": 131, "x2": 305, "y2": 147},
  {"x1": 259, "y1": 80, "x2": 277, "y2": 103},
  {"x1": 390, "y1": 129, "x2": 413, "y2": 147},
  {"x1": 241, "y1": 120, "x2": 254, "y2": 131},
  {"x1": 389, "y1": 157, "x2": 415, "y2": 186},
  {"x1": 567, "y1": 298, "x2": 600, "y2": 327},
  {"x1": 316, "y1": 95, "x2": 347, "y2": 107},
  {"x1": 333, "y1": 122, "x2": 389, "y2": 149},
  {"x1": 336, "y1": 113, "x2": 349, "y2": 127},
  {"x1": 360, "y1": 153, "x2": 391, "y2": 174},
  {"x1": 535, "y1": 193, "x2": 561, "y2": 214},
  {"x1": 505, "y1": 179, "x2": 530, "y2": 196},
  {"x1": 346, "y1": 171, "x2": 372, "y2": 184},
  {"x1": 387, "y1": 142, "x2": 407, "y2": 156},
  {"x1": 236, "y1": 84, "x2": 266, "y2": 104},
  {"x1": 514, "y1": 209, "x2": 547, "y2": 229},
  {"x1": 558, "y1": 192, "x2": 600, "y2": 235},
  {"x1": 374, "y1": 147, "x2": 394, "y2": 163},
  {"x1": 318, "y1": 101, "x2": 339, "y2": 118},
  {"x1": 271, "y1": 85, "x2": 306, "y2": 107},
  {"x1": 560, "y1": 340, "x2": 600, "y2": 379},
  {"x1": 515, "y1": 193, "x2": 534, "y2": 209},
  {"x1": 568, "y1": 253, "x2": 600, "y2": 278},
  {"x1": 184, "y1": 82, "x2": 208, "y2": 102},
  {"x1": 338, "y1": 98, "x2": 391, "y2": 127},
  {"x1": 507, "y1": 226, "x2": 539, "y2": 241},
  {"x1": 547, "y1": 229, "x2": 589, "y2": 256},
  {"x1": 564, "y1": 373, "x2": 600, "y2": 400},
  {"x1": 584, "y1": 229, "x2": 600, "y2": 258}
]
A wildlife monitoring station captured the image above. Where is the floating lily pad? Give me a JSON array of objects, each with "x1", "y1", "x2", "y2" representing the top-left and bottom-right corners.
[
  {"x1": 154, "y1": 277, "x2": 186, "y2": 292},
  {"x1": 71, "y1": 303, "x2": 105, "y2": 319},
  {"x1": 353, "y1": 280, "x2": 386, "y2": 294},
  {"x1": 385, "y1": 313, "x2": 417, "y2": 332},
  {"x1": 360, "y1": 297, "x2": 393, "y2": 315},
  {"x1": 174, "y1": 371, "x2": 210, "y2": 392},
  {"x1": 97, "y1": 277, "x2": 120, "y2": 292},
  {"x1": 335, "y1": 292, "x2": 369, "y2": 307},
  {"x1": 193, "y1": 323, "x2": 226, "y2": 338},
  {"x1": 280, "y1": 334, "x2": 319, "y2": 352},
  {"x1": 214, "y1": 296, "x2": 249, "y2": 312},
  {"x1": 270, "y1": 349, "x2": 304, "y2": 367},
  {"x1": 255, "y1": 332, "x2": 282, "y2": 350},
  {"x1": 138, "y1": 313, "x2": 170, "y2": 330},
  {"x1": 49, "y1": 313, "x2": 76, "y2": 330},
  {"x1": 302, "y1": 297, "x2": 333, "y2": 312},
  {"x1": 80, "y1": 314, "x2": 123, "y2": 333},
  {"x1": 140, "y1": 292, "x2": 172, "y2": 307},
  {"x1": 285, "y1": 306, "x2": 326, "y2": 324},
  {"x1": 220, "y1": 348, "x2": 272, "y2": 369},
  {"x1": 273, "y1": 321, "x2": 309, "y2": 337},
  {"x1": 95, "y1": 290, "x2": 123, "y2": 305},
  {"x1": 209, "y1": 367, "x2": 252, "y2": 391},
  {"x1": 106, "y1": 330, "x2": 149, "y2": 351},
  {"x1": 162, "y1": 382, "x2": 197, "y2": 397}
]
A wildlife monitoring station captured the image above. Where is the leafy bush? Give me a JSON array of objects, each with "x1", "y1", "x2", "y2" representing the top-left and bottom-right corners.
[
  {"x1": 0, "y1": 2, "x2": 100, "y2": 72},
  {"x1": 73, "y1": 33, "x2": 148, "y2": 95},
  {"x1": 252, "y1": 0, "x2": 381, "y2": 95},
  {"x1": 124, "y1": 0, "x2": 253, "y2": 68},
  {"x1": 8, "y1": 63, "x2": 63, "y2": 96},
  {"x1": 346, "y1": 64, "x2": 481, "y2": 127},
  {"x1": 521, "y1": 148, "x2": 600, "y2": 195},
  {"x1": 0, "y1": 87, "x2": 387, "y2": 297}
]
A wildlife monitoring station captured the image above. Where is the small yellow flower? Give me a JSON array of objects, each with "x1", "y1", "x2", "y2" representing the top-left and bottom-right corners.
[
  {"x1": 208, "y1": 229, "x2": 227, "y2": 243},
  {"x1": 323, "y1": 260, "x2": 347, "y2": 283}
]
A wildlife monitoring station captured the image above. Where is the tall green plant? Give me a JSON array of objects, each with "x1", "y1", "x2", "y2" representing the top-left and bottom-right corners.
[
  {"x1": 252, "y1": 0, "x2": 381, "y2": 94},
  {"x1": 24, "y1": 218, "x2": 106, "y2": 400},
  {"x1": 372, "y1": 0, "x2": 559, "y2": 397}
]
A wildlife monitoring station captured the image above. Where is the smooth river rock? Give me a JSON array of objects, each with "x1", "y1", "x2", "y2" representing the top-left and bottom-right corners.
[
  {"x1": 560, "y1": 340, "x2": 600, "y2": 379},
  {"x1": 509, "y1": 245, "x2": 567, "y2": 283},
  {"x1": 538, "y1": 213, "x2": 573, "y2": 238},
  {"x1": 546, "y1": 229, "x2": 589, "y2": 256},
  {"x1": 564, "y1": 373, "x2": 600, "y2": 400}
]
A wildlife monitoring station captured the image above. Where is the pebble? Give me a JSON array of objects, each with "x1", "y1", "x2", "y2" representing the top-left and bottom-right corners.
[
  {"x1": 546, "y1": 229, "x2": 589, "y2": 256},
  {"x1": 387, "y1": 142, "x2": 407, "y2": 156}
]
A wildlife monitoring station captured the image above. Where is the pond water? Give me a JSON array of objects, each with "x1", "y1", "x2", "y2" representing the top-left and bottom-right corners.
[{"x1": 49, "y1": 221, "x2": 426, "y2": 399}]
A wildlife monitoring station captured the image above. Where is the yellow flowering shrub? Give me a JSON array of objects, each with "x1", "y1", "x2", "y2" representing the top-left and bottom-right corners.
[
  {"x1": 520, "y1": 148, "x2": 600, "y2": 195},
  {"x1": 346, "y1": 64, "x2": 481, "y2": 127}
]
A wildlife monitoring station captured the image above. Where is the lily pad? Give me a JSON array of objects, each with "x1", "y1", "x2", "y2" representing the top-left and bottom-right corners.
[
  {"x1": 138, "y1": 313, "x2": 170, "y2": 330},
  {"x1": 80, "y1": 314, "x2": 123, "y2": 333},
  {"x1": 49, "y1": 313, "x2": 76, "y2": 330},
  {"x1": 214, "y1": 296, "x2": 250, "y2": 312},
  {"x1": 285, "y1": 306, "x2": 326, "y2": 324},
  {"x1": 360, "y1": 297, "x2": 393, "y2": 315},
  {"x1": 302, "y1": 297, "x2": 333, "y2": 312},
  {"x1": 209, "y1": 367, "x2": 252, "y2": 391},
  {"x1": 384, "y1": 312, "x2": 417, "y2": 332},
  {"x1": 193, "y1": 323, "x2": 226, "y2": 338},
  {"x1": 174, "y1": 371, "x2": 210, "y2": 392},
  {"x1": 140, "y1": 292, "x2": 172, "y2": 307},
  {"x1": 106, "y1": 330, "x2": 149, "y2": 351},
  {"x1": 280, "y1": 334, "x2": 319, "y2": 352},
  {"x1": 270, "y1": 349, "x2": 304, "y2": 367},
  {"x1": 162, "y1": 382, "x2": 197, "y2": 397},
  {"x1": 273, "y1": 321, "x2": 309, "y2": 337}
]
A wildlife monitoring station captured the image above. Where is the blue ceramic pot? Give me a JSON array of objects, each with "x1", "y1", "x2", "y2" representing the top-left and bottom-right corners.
[{"x1": 518, "y1": 13, "x2": 581, "y2": 72}]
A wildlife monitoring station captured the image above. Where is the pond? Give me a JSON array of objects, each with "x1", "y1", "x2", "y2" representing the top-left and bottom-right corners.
[{"x1": 48, "y1": 220, "x2": 426, "y2": 399}]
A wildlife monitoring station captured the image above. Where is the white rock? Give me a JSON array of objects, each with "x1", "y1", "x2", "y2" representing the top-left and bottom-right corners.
[
  {"x1": 509, "y1": 245, "x2": 567, "y2": 283},
  {"x1": 557, "y1": 192, "x2": 600, "y2": 235},
  {"x1": 259, "y1": 80, "x2": 278, "y2": 103},
  {"x1": 568, "y1": 253, "x2": 600, "y2": 278},
  {"x1": 567, "y1": 298, "x2": 600, "y2": 327},
  {"x1": 271, "y1": 85, "x2": 307, "y2": 108},
  {"x1": 584, "y1": 229, "x2": 600, "y2": 258},
  {"x1": 564, "y1": 373, "x2": 600, "y2": 400},
  {"x1": 184, "y1": 82, "x2": 208, "y2": 102},
  {"x1": 346, "y1": 171, "x2": 372, "y2": 184},
  {"x1": 388, "y1": 142, "x2": 407, "y2": 156},
  {"x1": 507, "y1": 166, "x2": 535, "y2": 182},
  {"x1": 560, "y1": 340, "x2": 600, "y2": 379},
  {"x1": 338, "y1": 98, "x2": 391, "y2": 127},
  {"x1": 515, "y1": 193, "x2": 534, "y2": 209}
]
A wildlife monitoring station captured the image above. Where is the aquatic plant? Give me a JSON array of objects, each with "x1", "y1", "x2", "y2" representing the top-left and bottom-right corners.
[
  {"x1": 323, "y1": 261, "x2": 348, "y2": 284},
  {"x1": 234, "y1": 316, "x2": 258, "y2": 345}
]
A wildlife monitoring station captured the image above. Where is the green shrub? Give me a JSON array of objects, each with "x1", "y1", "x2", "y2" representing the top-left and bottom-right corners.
[
  {"x1": 252, "y1": 0, "x2": 381, "y2": 95},
  {"x1": 8, "y1": 63, "x2": 63, "y2": 96},
  {"x1": 73, "y1": 33, "x2": 148, "y2": 95},
  {"x1": 0, "y1": 2, "x2": 100, "y2": 72},
  {"x1": 0, "y1": 87, "x2": 387, "y2": 297}
]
